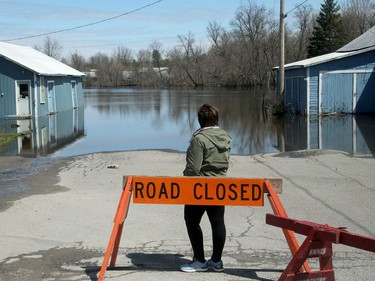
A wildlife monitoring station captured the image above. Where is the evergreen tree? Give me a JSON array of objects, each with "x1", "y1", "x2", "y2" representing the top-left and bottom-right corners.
[{"x1": 307, "y1": 0, "x2": 346, "y2": 57}]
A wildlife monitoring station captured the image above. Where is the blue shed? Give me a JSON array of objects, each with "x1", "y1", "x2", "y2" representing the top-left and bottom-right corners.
[
  {"x1": 278, "y1": 26, "x2": 375, "y2": 115},
  {"x1": 0, "y1": 42, "x2": 85, "y2": 119}
]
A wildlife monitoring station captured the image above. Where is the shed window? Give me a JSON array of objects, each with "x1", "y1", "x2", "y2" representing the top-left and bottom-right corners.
[{"x1": 19, "y1": 83, "x2": 29, "y2": 98}]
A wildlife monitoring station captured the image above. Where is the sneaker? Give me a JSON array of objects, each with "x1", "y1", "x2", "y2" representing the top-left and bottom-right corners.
[
  {"x1": 206, "y1": 259, "x2": 224, "y2": 272},
  {"x1": 180, "y1": 259, "x2": 208, "y2": 273}
]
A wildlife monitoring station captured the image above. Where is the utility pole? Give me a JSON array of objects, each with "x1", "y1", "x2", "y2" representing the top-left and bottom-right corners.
[{"x1": 279, "y1": 0, "x2": 285, "y2": 102}]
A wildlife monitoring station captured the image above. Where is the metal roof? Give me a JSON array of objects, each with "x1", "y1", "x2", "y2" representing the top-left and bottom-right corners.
[
  {"x1": 279, "y1": 45, "x2": 375, "y2": 70},
  {"x1": 282, "y1": 51, "x2": 354, "y2": 69},
  {"x1": 0, "y1": 41, "x2": 85, "y2": 77},
  {"x1": 274, "y1": 26, "x2": 375, "y2": 70},
  {"x1": 338, "y1": 25, "x2": 375, "y2": 52}
]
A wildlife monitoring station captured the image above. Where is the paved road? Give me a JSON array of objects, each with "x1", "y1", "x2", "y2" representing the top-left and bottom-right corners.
[{"x1": 0, "y1": 150, "x2": 374, "y2": 281}]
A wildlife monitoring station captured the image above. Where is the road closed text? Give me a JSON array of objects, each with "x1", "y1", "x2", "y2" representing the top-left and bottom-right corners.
[{"x1": 130, "y1": 176, "x2": 265, "y2": 206}]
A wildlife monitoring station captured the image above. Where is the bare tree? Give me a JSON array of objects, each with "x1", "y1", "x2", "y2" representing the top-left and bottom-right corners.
[
  {"x1": 68, "y1": 51, "x2": 86, "y2": 71},
  {"x1": 131, "y1": 49, "x2": 152, "y2": 86},
  {"x1": 34, "y1": 36, "x2": 63, "y2": 60},
  {"x1": 167, "y1": 46, "x2": 186, "y2": 86},
  {"x1": 206, "y1": 21, "x2": 231, "y2": 85},
  {"x1": 229, "y1": 0, "x2": 276, "y2": 86},
  {"x1": 290, "y1": 4, "x2": 315, "y2": 60},
  {"x1": 207, "y1": 20, "x2": 225, "y2": 48},
  {"x1": 113, "y1": 46, "x2": 133, "y2": 66},
  {"x1": 341, "y1": 0, "x2": 375, "y2": 41},
  {"x1": 136, "y1": 49, "x2": 152, "y2": 68},
  {"x1": 88, "y1": 52, "x2": 122, "y2": 87},
  {"x1": 176, "y1": 32, "x2": 206, "y2": 87}
]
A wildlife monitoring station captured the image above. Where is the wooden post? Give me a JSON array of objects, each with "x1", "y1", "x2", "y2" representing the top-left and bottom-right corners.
[{"x1": 279, "y1": 0, "x2": 285, "y2": 100}]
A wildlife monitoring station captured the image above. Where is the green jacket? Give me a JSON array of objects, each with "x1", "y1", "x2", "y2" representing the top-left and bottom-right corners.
[{"x1": 183, "y1": 127, "x2": 232, "y2": 177}]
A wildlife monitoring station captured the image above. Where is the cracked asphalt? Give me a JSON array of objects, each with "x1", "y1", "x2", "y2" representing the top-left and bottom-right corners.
[{"x1": 0, "y1": 150, "x2": 374, "y2": 281}]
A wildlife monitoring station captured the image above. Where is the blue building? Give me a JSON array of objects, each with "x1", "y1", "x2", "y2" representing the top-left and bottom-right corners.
[
  {"x1": 278, "y1": 26, "x2": 375, "y2": 115},
  {"x1": 0, "y1": 42, "x2": 85, "y2": 119}
]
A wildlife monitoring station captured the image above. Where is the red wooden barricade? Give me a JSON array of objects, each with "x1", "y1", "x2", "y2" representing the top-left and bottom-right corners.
[
  {"x1": 265, "y1": 180, "x2": 311, "y2": 273},
  {"x1": 266, "y1": 213, "x2": 375, "y2": 281}
]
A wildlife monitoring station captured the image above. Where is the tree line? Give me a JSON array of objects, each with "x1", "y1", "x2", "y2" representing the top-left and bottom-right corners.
[{"x1": 38, "y1": 0, "x2": 375, "y2": 89}]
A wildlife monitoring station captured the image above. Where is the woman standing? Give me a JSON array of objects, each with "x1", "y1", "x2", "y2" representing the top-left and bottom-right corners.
[{"x1": 180, "y1": 104, "x2": 232, "y2": 273}]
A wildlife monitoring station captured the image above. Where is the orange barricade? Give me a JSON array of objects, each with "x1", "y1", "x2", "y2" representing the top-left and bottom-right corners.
[{"x1": 97, "y1": 176, "x2": 307, "y2": 281}]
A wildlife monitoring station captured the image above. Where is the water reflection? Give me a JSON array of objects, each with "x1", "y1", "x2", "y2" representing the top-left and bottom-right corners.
[
  {"x1": 55, "y1": 88, "x2": 373, "y2": 157},
  {"x1": 48, "y1": 88, "x2": 282, "y2": 156},
  {"x1": 1, "y1": 89, "x2": 374, "y2": 157},
  {"x1": 0, "y1": 107, "x2": 84, "y2": 156},
  {"x1": 285, "y1": 114, "x2": 375, "y2": 155}
]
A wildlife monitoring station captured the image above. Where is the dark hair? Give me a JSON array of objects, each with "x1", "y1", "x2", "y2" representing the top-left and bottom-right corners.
[{"x1": 198, "y1": 104, "x2": 219, "y2": 128}]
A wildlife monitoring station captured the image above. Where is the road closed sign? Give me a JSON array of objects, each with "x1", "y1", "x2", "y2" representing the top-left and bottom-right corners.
[{"x1": 129, "y1": 176, "x2": 265, "y2": 206}]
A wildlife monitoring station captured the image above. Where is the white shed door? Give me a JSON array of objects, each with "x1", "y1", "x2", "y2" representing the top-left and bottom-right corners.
[{"x1": 16, "y1": 81, "x2": 31, "y2": 116}]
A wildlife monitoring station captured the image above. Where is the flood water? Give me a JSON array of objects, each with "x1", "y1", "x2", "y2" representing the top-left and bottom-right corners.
[
  {"x1": 1, "y1": 88, "x2": 375, "y2": 158},
  {"x1": 55, "y1": 88, "x2": 281, "y2": 156}
]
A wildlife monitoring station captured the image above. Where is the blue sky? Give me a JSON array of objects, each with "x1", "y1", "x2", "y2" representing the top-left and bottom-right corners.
[{"x1": 1, "y1": 0, "x2": 327, "y2": 59}]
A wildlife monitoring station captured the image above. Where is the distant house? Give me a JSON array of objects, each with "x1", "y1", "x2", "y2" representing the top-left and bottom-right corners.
[
  {"x1": 0, "y1": 42, "x2": 85, "y2": 119},
  {"x1": 276, "y1": 26, "x2": 375, "y2": 115}
]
